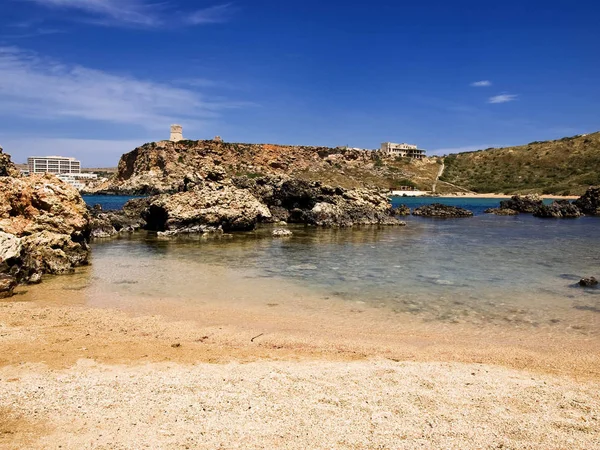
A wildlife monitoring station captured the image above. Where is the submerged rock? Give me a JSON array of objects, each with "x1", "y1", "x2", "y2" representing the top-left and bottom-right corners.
[
  {"x1": 579, "y1": 277, "x2": 598, "y2": 287},
  {"x1": 573, "y1": 187, "x2": 600, "y2": 216},
  {"x1": 412, "y1": 203, "x2": 473, "y2": 218},
  {"x1": 499, "y1": 194, "x2": 543, "y2": 213},
  {"x1": 484, "y1": 208, "x2": 519, "y2": 216},
  {"x1": 391, "y1": 204, "x2": 411, "y2": 216},
  {"x1": 272, "y1": 228, "x2": 293, "y2": 237},
  {"x1": 533, "y1": 200, "x2": 582, "y2": 218}
]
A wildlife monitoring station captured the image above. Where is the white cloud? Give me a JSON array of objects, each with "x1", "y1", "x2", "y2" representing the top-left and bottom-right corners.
[
  {"x1": 470, "y1": 80, "x2": 492, "y2": 87},
  {"x1": 186, "y1": 4, "x2": 235, "y2": 25},
  {"x1": 488, "y1": 94, "x2": 518, "y2": 104},
  {"x1": 23, "y1": 0, "x2": 235, "y2": 28},
  {"x1": 0, "y1": 47, "x2": 246, "y2": 130}
]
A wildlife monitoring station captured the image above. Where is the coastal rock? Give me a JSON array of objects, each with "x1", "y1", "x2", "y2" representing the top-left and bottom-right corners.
[
  {"x1": 0, "y1": 273, "x2": 17, "y2": 298},
  {"x1": 0, "y1": 172, "x2": 91, "y2": 287},
  {"x1": 484, "y1": 208, "x2": 519, "y2": 216},
  {"x1": 235, "y1": 176, "x2": 404, "y2": 227},
  {"x1": 142, "y1": 184, "x2": 271, "y2": 234},
  {"x1": 579, "y1": 277, "x2": 598, "y2": 287},
  {"x1": 0, "y1": 146, "x2": 19, "y2": 178},
  {"x1": 573, "y1": 187, "x2": 600, "y2": 216},
  {"x1": 533, "y1": 200, "x2": 582, "y2": 219},
  {"x1": 272, "y1": 228, "x2": 293, "y2": 237},
  {"x1": 412, "y1": 203, "x2": 474, "y2": 218},
  {"x1": 499, "y1": 194, "x2": 542, "y2": 213},
  {"x1": 391, "y1": 204, "x2": 411, "y2": 216},
  {"x1": 89, "y1": 199, "x2": 148, "y2": 239}
]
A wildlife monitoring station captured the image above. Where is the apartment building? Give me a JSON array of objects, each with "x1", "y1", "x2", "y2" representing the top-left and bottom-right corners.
[{"x1": 27, "y1": 156, "x2": 81, "y2": 174}]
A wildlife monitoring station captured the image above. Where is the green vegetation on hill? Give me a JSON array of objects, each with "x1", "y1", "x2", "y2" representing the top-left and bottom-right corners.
[{"x1": 440, "y1": 132, "x2": 600, "y2": 195}]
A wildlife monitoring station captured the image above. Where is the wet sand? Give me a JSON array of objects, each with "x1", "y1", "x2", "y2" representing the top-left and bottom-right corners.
[{"x1": 1, "y1": 281, "x2": 600, "y2": 449}]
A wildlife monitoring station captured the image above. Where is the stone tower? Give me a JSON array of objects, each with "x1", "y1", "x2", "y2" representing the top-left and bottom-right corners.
[{"x1": 170, "y1": 124, "x2": 183, "y2": 142}]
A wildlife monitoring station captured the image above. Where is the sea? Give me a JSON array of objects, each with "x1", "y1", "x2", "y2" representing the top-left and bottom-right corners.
[{"x1": 30, "y1": 195, "x2": 600, "y2": 338}]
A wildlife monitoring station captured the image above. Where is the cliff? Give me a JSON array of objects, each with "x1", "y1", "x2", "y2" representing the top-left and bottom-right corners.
[
  {"x1": 87, "y1": 140, "x2": 442, "y2": 195},
  {"x1": 0, "y1": 146, "x2": 19, "y2": 177},
  {"x1": 440, "y1": 132, "x2": 600, "y2": 195}
]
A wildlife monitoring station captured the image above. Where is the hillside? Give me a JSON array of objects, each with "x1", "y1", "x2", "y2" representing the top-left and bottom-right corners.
[
  {"x1": 89, "y1": 140, "x2": 443, "y2": 194},
  {"x1": 440, "y1": 132, "x2": 600, "y2": 195}
]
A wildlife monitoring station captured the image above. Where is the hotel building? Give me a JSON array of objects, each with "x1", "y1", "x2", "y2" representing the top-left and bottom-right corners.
[{"x1": 27, "y1": 156, "x2": 81, "y2": 175}]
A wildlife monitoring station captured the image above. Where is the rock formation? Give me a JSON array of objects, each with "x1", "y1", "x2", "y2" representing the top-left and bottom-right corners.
[
  {"x1": 0, "y1": 171, "x2": 91, "y2": 294},
  {"x1": 233, "y1": 176, "x2": 404, "y2": 227},
  {"x1": 499, "y1": 194, "x2": 543, "y2": 213},
  {"x1": 579, "y1": 277, "x2": 598, "y2": 287},
  {"x1": 573, "y1": 187, "x2": 600, "y2": 216},
  {"x1": 391, "y1": 204, "x2": 411, "y2": 216},
  {"x1": 142, "y1": 184, "x2": 272, "y2": 235},
  {"x1": 484, "y1": 208, "x2": 519, "y2": 216},
  {"x1": 0, "y1": 146, "x2": 19, "y2": 177},
  {"x1": 85, "y1": 139, "x2": 438, "y2": 195},
  {"x1": 412, "y1": 204, "x2": 473, "y2": 218},
  {"x1": 89, "y1": 199, "x2": 148, "y2": 238},
  {"x1": 533, "y1": 200, "x2": 582, "y2": 218}
]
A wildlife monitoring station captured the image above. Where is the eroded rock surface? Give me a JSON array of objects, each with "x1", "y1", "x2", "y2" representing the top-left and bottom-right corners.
[
  {"x1": 484, "y1": 208, "x2": 519, "y2": 216},
  {"x1": 499, "y1": 194, "x2": 543, "y2": 213},
  {"x1": 533, "y1": 200, "x2": 582, "y2": 219},
  {"x1": 573, "y1": 187, "x2": 600, "y2": 216},
  {"x1": 0, "y1": 173, "x2": 91, "y2": 288},
  {"x1": 412, "y1": 204, "x2": 473, "y2": 218}
]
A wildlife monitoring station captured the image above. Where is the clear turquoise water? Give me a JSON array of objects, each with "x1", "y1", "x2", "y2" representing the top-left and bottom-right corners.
[{"x1": 79, "y1": 196, "x2": 600, "y2": 334}]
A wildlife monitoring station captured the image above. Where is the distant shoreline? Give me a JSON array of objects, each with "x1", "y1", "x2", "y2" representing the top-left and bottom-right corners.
[{"x1": 436, "y1": 193, "x2": 580, "y2": 200}]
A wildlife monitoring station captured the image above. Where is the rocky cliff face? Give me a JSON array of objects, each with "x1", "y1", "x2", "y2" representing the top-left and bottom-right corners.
[
  {"x1": 86, "y1": 140, "x2": 440, "y2": 194},
  {"x1": 0, "y1": 169, "x2": 91, "y2": 296}
]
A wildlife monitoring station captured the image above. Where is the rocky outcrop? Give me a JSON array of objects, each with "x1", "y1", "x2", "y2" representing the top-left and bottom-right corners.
[
  {"x1": 272, "y1": 228, "x2": 293, "y2": 237},
  {"x1": 573, "y1": 187, "x2": 600, "y2": 216},
  {"x1": 484, "y1": 208, "x2": 519, "y2": 216},
  {"x1": 0, "y1": 173, "x2": 91, "y2": 287},
  {"x1": 142, "y1": 184, "x2": 271, "y2": 235},
  {"x1": 412, "y1": 204, "x2": 473, "y2": 218},
  {"x1": 499, "y1": 194, "x2": 543, "y2": 213},
  {"x1": 0, "y1": 146, "x2": 19, "y2": 178},
  {"x1": 89, "y1": 199, "x2": 149, "y2": 238},
  {"x1": 234, "y1": 176, "x2": 404, "y2": 227},
  {"x1": 533, "y1": 200, "x2": 582, "y2": 218},
  {"x1": 85, "y1": 139, "x2": 436, "y2": 195},
  {"x1": 391, "y1": 205, "x2": 411, "y2": 216},
  {"x1": 579, "y1": 277, "x2": 598, "y2": 287}
]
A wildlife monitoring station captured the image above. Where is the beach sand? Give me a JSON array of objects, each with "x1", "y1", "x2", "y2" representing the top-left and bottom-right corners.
[{"x1": 1, "y1": 295, "x2": 599, "y2": 449}]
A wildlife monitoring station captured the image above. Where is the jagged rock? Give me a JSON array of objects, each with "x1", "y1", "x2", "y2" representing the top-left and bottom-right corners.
[
  {"x1": 484, "y1": 208, "x2": 519, "y2": 216},
  {"x1": 0, "y1": 273, "x2": 17, "y2": 298},
  {"x1": 0, "y1": 173, "x2": 91, "y2": 287},
  {"x1": 412, "y1": 203, "x2": 473, "y2": 218},
  {"x1": 142, "y1": 184, "x2": 271, "y2": 235},
  {"x1": 89, "y1": 199, "x2": 148, "y2": 239},
  {"x1": 392, "y1": 204, "x2": 411, "y2": 216},
  {"x1": 533, "y1": 200, "x2": 582, "y2": 218},
  {"x1": 579, "y1": 277, "x2": 598, "y2": 287},
  {"x1": 0, "y1": 146, "x2": 19, "y2": 178},
  {"x1": 573, "y1": 187, "x2": 600, "y2": 216},
  {"x1": 499, "y1": 194, "x2": 543, "y2": 213},
  {"x1": 235, "y1": 176, "x2": 404, "y2": 227},
  {"x1": 272, "y1": 228, "x2": 293, "y2": 237}
]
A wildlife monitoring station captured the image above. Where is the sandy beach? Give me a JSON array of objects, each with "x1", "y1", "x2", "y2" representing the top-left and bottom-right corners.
[{"x1": 2, "y1": 287, "x2": 599, "y2": 449}]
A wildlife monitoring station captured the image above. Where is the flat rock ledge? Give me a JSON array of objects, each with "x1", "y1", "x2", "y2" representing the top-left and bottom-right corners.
[{"x1": 412, "y1": 204, "x2": 473, "y2": 218}]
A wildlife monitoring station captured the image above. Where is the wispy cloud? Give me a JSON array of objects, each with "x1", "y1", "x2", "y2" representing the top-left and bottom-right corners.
[
  {"x1": 488, "y1": 93, "x2": 518, "y2": 104},
  {"x1": 186, "y1": 3, "x2": 235, "y2": 25},
  {"x1": 470, "y1": 80, "x2": 492, "y2": 87},
  {"x1": 22, "y1": 0, "x2": 236, "y2": 28},
  {"x1": 0, "y1": 47, "x2": 248, "y2": 129}
]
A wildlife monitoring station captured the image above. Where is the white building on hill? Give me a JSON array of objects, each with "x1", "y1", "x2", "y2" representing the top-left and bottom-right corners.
[{"x1": 380, "y1": 142, "x2": 426, "y2": 159}]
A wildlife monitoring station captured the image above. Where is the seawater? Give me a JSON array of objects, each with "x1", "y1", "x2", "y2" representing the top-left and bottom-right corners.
[{"x1": 63, "y1": 196, "x2": 600, "y2": 335}]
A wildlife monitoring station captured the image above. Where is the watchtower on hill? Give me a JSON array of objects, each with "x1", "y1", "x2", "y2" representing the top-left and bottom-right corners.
[{"x1": 170, "y1": 124, "x2": 183, "y2": 142}]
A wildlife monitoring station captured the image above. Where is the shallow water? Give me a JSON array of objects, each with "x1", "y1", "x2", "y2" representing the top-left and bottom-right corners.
[{"x1": 17, "y1": 197, "x2": 600, "y2": 339}]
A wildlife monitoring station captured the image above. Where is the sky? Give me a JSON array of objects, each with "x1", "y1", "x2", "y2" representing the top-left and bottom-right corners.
[{"x1": 0, "y1": 0, "x2": 599, "y2": 166}]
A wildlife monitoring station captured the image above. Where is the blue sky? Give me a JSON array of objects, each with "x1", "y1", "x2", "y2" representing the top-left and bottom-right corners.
[{"x1": 0, "y1": 0, "x2": 599, "y2": 166}]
